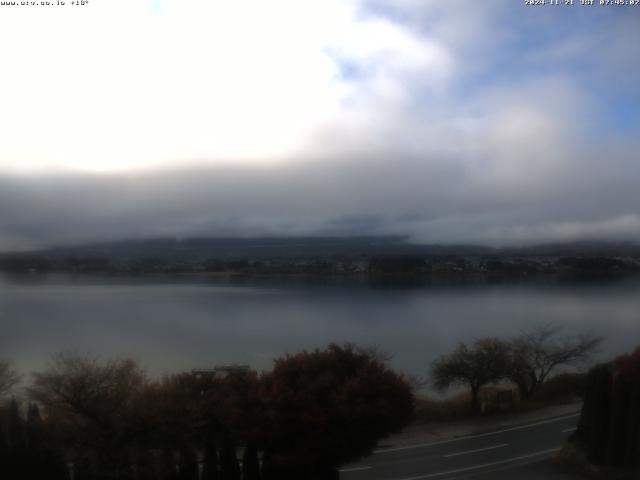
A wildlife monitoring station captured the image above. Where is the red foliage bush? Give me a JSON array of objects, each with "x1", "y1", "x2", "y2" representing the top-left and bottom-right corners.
[{"x1": 614, "y1": 347, "x2": 640, "y2": 384}]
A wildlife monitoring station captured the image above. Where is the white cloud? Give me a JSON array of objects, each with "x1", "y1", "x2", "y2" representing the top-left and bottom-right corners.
[
  {"x1": 481, "y1": 215, "x2": 640, "y2": 246},
  {"x1": 0, "y1": 0, "x2": 452, "y2": 172}
]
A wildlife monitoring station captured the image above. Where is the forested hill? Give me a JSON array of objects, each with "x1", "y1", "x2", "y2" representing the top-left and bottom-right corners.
[{"x1": 8, "y1": 236, "x2": 496, "y2": 262}]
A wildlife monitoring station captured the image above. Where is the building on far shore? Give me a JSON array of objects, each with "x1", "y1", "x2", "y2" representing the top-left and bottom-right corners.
[{"x1": 191, "y1": 364, "x2": 251, "y2": 380}]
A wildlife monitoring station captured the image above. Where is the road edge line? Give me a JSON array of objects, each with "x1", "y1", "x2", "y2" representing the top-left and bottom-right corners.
[
  {"x1": 395, "y1": 447, "x2": 562, "y2": 480},
  {"x1": 374, "y1": 413, "x2": 579, "y2": 454}
]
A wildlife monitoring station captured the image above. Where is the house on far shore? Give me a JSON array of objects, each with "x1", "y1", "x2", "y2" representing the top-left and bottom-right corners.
[{"x1": 191, "y1": 364, "x2": 251, "y2": 380}]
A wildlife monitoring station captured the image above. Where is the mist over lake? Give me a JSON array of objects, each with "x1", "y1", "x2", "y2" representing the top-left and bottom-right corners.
[{"x1": 2, "y1": 273, "x2": 638, "y2": 381}]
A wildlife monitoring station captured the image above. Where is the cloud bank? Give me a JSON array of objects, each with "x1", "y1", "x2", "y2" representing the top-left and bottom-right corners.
[{"x1": 0, "y1": 0, "x2": 638, "y2": 249}]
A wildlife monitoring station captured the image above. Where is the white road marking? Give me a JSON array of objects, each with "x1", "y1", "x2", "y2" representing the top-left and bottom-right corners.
[
  {"x1": 374, "y1": 413, "x2": 579, "y2": 454},
  {"x1": 443, "y1": 443, "x2": 508, "y2": 458},
  {"x1": 443, "y1": 455, "x2": 554, "y2": 480},
  {"x1": 339, "y1": 466, "x2": 372, "y2": 473},
  {"x1": 562, "y1": 427, "x2": 577, "y2": 433},
  {"x1": 395, "y1": 447, "x2": 562, "y2": 480}
]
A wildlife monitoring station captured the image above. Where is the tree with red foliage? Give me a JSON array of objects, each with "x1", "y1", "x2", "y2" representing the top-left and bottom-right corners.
[
  {"x1": 204, "y1": 370, "x2": 265, "y2": 446},
  {"x1": 614, "y1": 347, "x2": 640, "y2": 384},
  {"x1": 260, "y1": 344, "x2": 414, "y2": 480},
  {"x1": 203, "y1": 370, "x2": 264, "y2": 480},
  {"x1": 577, "y1": 346, "x2": 640, "y2": 467}
]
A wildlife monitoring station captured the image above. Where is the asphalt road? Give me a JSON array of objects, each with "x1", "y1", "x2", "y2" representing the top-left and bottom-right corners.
[{"x1": 339, "y1": 413, "x2": 580, "y2": 480}]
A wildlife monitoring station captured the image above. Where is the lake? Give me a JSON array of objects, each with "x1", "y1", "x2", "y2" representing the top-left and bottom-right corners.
[{"x1": 1, "y1": 273, "x2": 639, "y2": 383}]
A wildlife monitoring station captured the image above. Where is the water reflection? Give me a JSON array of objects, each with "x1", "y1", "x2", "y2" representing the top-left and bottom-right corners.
[{"x1": 1, "y1": 273, "x2": 639, "y2": 379}]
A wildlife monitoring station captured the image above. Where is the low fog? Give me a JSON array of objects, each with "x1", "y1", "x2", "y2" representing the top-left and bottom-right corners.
[{"x1": 1, "y1": 139, "x2": 639, "y2": 251}]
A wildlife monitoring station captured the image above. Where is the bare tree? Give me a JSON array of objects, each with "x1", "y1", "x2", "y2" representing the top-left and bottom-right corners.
[
  {"x1": 508, "y1": 324, "x2": 602, "y2": 399},
  {"x1": 0, "y1": 359, "x2": 21, "y2": 398},
  {"x1": 431, "y1": 338, "x2": 511, "y2": 413},
  {"x1": 357, "y1": 344, "x2": 395, "y2": 364},
  {"x1": 406, "y1": 374, "x2": 429, "y2": 393},
  {"x1": 28, "y1": 352, "x2": 150, "y2": 475}
]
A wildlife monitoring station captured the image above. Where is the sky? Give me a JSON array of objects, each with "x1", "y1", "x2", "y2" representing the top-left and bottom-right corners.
[{"x1": 0, "y1": 0, "x2": 639, "y2": 250}]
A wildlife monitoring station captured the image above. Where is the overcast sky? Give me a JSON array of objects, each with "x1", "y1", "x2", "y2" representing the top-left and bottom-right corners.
[{"x1": 0, "y1": 0, "x2": 639, "y2": 250}]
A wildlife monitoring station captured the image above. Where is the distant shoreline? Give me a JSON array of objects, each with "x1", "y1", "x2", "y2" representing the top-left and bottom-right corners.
[
  {"x1": 2, "y1": 237, "x2": 640, "y2": 283},
  {"x1": 2, "y1": 263, "x2": 640, "y2": 288}
]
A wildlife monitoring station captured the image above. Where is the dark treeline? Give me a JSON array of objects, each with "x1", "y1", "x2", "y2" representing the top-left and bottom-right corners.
[
  {"x1": 0, "y1": 344, "x2": 414, "y2": 480},
  {"x1": 1, "y1": 251, "x2": 639, "y2": 281},
  {"x1": 1, "y1": 237, "x2": 640, "y2": 278}
]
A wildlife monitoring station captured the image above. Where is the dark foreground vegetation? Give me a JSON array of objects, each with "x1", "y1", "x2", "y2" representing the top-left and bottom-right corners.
[
  {"x1": 559, "y1": 347, "x2": 640, "y2": 478},
  {"x1": 0, "y1": 344, "x2": 414, "y2": 480},
  {"x1": 0, "y1": 328, "x2": 625, "y2": 480}
]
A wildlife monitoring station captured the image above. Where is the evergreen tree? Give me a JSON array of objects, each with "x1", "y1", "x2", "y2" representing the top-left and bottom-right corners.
[
  {"x1": 202, "y1": 437, "x2": 219, "y2": 480},
  {"x1": 219, "y1": 435, "x2": 240, "y2": 480},
  {"x1": 26, "y1": 403, "x2": 44, "y2": 451},
  {"x1": 177, "y1": 446, "x2": 199, "y2": 480},
  {"x1": 158, "y1": 448, "x2": 179, "y2": 480},
  {"x1": 7, "y1": 398, "x2": 26, "y2": 453},
  {"x1": 242, "y1": 445, "x2": 260, "y2": 480},
  {"x1": 5, "y1": 398, "x2": 27, "y2": 479},
  {"x1": 134, "y1": 447, "x2": 156, "y2": 480},
  {"x1": 0, "y1": 422, "x2": 9, "y2": 476}
]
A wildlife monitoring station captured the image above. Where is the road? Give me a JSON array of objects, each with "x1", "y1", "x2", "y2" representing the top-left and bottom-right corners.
[{"x1": 339, "y1": 413, "x2": 580, "y2": 480}]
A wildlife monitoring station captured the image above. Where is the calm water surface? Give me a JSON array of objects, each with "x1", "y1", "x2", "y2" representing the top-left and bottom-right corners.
[{"x1": 1, "y1": 273, "x2": 639, "y2": 379}]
